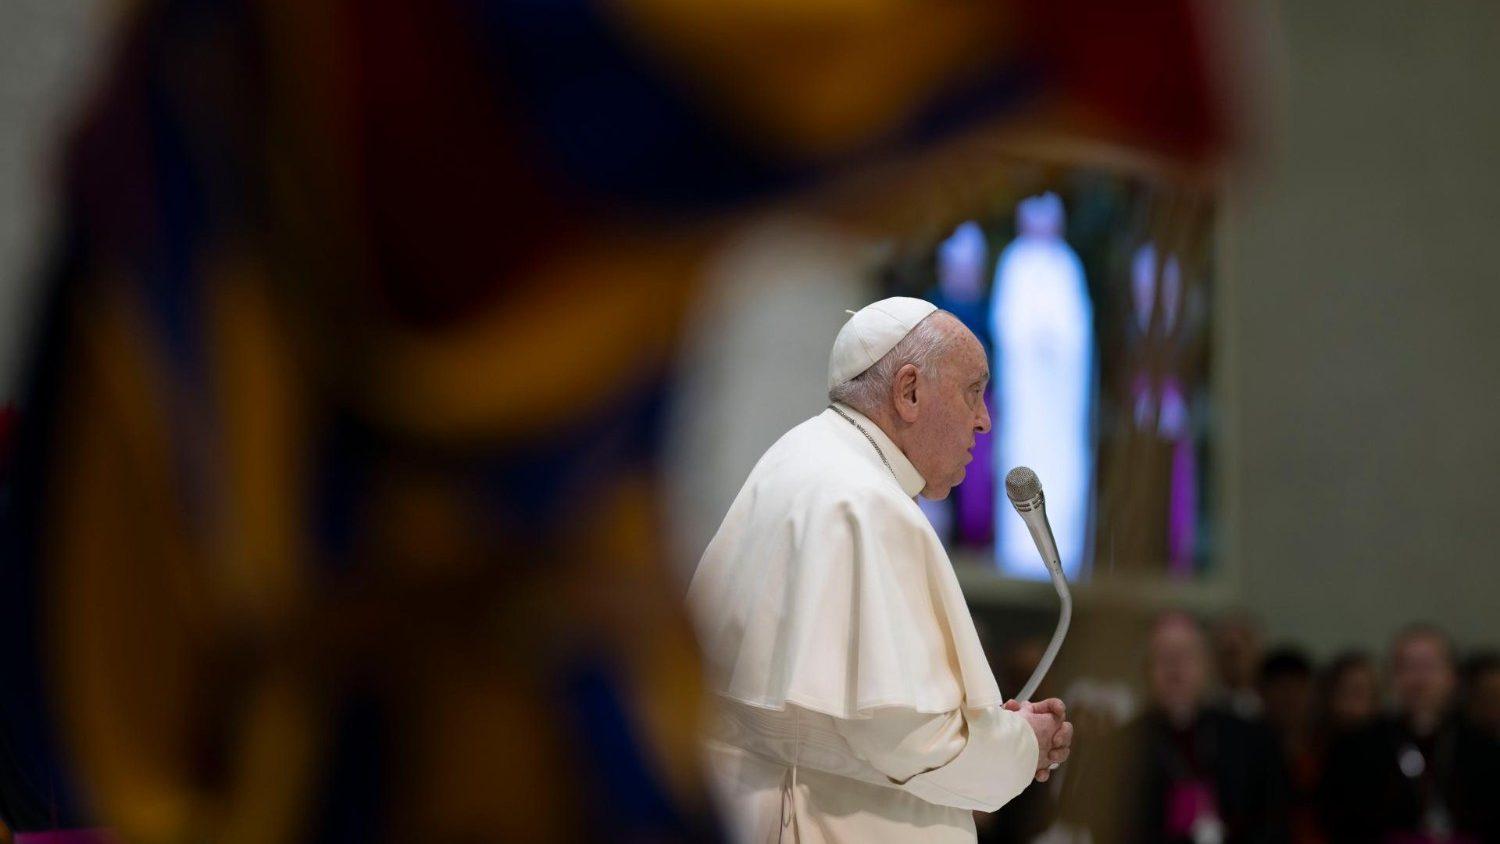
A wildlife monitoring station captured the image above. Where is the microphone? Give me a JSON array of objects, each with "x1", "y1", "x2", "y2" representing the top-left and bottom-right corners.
[
  {"x1": 1004, "y1": 466, "x2": 1073, "y2": 704},
  {"x1": 1005, "y1": 467, "x2": 1061, "y2": 575}
]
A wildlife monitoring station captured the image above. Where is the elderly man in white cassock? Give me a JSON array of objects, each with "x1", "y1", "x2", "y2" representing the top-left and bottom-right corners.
[{"x1": 688, "y1": 297, "x2": 1075, "y2": 843}]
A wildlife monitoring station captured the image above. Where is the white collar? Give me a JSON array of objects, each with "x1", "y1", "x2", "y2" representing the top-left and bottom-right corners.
[{"x1": 828, "y1": 403, "x2": 928, "y2": 498}]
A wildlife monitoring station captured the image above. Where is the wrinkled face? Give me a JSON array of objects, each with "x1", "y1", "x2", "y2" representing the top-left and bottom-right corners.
[
  {"x1": 1328, "y1": 663, "x2": 1380, "y2": 731},
  {"x1": 1391, "y1": 634, "x2": 1456, "y2": 722},
  {"x1": 1147, "y1": 616, "x2": 1210, "y2": 722},
  {"x1": 907, "y1": 318, "x2": 990, "y2": 499}
]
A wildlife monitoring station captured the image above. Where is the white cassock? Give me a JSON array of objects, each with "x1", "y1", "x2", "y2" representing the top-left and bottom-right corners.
[{"x1": 687, "y1": 403, "x2": 1040, "y2": 843}]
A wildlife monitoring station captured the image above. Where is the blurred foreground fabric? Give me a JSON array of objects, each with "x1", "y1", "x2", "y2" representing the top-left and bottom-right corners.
[{"x1": 0, "y1": 0, "x2": 1239, "y2": 840}]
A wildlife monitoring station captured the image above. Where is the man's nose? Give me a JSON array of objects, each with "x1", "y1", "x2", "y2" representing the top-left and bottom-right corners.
[{"x1": 975, "y1": 401, "x2": 992, "y2": 435}]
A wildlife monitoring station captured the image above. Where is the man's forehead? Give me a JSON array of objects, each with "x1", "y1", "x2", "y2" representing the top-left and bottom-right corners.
[{"x1": 948, "y1": 322, "x2": 989, "y2": 379}]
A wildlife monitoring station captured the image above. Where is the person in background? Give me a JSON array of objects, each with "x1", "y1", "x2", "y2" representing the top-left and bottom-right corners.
[
  {"x1": 1259, "y1": 648, "x2": 1320, "y2": 844},
  {"x1": 1086, "y1": 612, "x2": 1288, "y2": 844},
  {"x1": 1315, "y1": 652, "x2": 1381, "y2": 741},
  {"x1": 1212, "y1": 611, "x2": 1266, "y2": 720},
  {"x1": 1460, "y1": 652, "x2": 1500, "y2": 740},
  {"x1": 1304, "y1": 651, "x2": 1379, "y2": 843},
  {"x1": 1320, "y1": 624, "x2": 1500, "y2": 843},
  {"x1": 1260, "y1": 648, "x2": 1315, "y2": 744}
]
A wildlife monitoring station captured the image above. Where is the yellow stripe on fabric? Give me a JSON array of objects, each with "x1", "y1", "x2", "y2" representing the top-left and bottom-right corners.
[
  {"x1": 51, "y1": 277, "x2": 318, "y2": 844},
  {"x1": 51, "y1": 280, "x2": 216, "y2": 842},
  {"x1": 611, "y1": 0, "x2": 1016, "y2": 157},
  {"x1": 207, "y1": 254, "x2": 314, "y2": 631},
  {"x1": 204, "y1": 257, "x2": 326, "y2": 844},
  {"x1": 364, "y1": 232, "x2": 707, "y2": 440}
]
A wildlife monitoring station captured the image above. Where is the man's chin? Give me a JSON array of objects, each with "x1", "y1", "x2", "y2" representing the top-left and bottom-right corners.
[{"x1": 920, "y1": 481, "x2": 955, "y2": 501}]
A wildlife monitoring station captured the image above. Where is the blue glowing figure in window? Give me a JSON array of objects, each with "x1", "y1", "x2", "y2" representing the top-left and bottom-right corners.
[{"x1": 990, "y1": 194, "x2": 1094, "y2": 579}]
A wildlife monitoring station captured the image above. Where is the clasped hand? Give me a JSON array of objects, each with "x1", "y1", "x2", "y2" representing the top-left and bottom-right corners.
[{"x1": 1004, "y1": 698, "x2": 1073, "y2": 783}]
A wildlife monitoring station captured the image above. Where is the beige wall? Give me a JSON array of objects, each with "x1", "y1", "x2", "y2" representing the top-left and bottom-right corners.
[{"x1": 1229, "y1": 0, "x2": 1500, "y2": 656}]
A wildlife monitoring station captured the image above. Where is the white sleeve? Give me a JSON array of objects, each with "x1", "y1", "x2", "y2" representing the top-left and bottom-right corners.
[{"x1": 833, "y1": 706, "x2": 1039, "y2": 812}]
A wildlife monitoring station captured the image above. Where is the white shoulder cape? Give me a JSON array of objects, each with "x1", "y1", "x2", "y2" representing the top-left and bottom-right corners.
[{"x1": 687, "y1": 407, "x2": 1003, "y2": 719}]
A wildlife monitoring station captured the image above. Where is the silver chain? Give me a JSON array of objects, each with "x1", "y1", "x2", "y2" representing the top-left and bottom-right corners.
[{"x1": 828, "y1": 405, "x2": 897, "y2": 480}]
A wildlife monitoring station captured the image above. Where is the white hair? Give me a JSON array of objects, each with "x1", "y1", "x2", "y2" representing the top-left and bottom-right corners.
[{"x1": 828, "y1": 311, "x2": 957, "y2": 413}]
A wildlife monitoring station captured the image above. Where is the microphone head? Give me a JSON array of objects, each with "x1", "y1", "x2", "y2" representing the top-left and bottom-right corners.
[{"x1": 1005, "y1": 466, "x2": 1042, "y2": 504}]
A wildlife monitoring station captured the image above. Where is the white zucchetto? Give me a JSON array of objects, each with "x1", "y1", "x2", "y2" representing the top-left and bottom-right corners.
[{"x1": 826, "y1": 296, "x2": 938, "y2": 389}]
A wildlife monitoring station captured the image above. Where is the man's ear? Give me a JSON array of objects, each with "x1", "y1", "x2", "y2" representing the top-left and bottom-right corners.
[{"x1": 892, "y1": 364, "x2": 920, "y2": 423}]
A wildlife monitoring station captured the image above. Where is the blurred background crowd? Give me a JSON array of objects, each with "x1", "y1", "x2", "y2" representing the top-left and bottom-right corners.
[{"x1": 973, "y1": 612, "x2": 1500, "y2": 843}]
